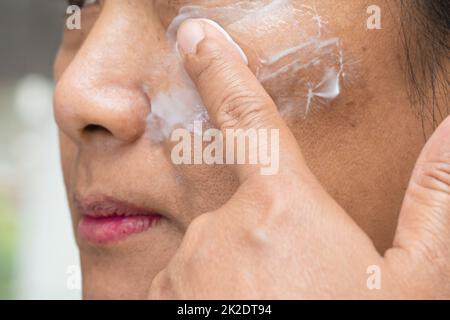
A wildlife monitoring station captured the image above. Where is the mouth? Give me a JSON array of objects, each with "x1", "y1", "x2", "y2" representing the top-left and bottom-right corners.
[{"x1": 76, "y1": 196, "x2": 162, "y2": 244}]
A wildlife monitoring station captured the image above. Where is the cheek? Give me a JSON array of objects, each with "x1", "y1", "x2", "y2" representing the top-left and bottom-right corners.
[
  {"x1": 150, "y1": 0, "x2": 348, "y2": 143},
  {"x1": 226, "y1": 1, "x2": 346, "y2": 117},
  {"x1": 176, "y1": 162, "x2": 240, "y2": 215}
]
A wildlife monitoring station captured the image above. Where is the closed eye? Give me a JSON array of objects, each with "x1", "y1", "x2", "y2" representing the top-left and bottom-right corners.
[{"x1": 67, "y1": 0, "x2": 98, "y2": 9}]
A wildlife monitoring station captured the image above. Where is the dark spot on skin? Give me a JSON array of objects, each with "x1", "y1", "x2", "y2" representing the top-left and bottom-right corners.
[
  {"x1": 362, "y1": 46, "x2": 367, "y2": 52},
  {"x1": 346, "y1": 101, "x2": 356, "y2": 107},
  {"x1": 341, "y1": 101, "x2": 358, "y2": 127}
]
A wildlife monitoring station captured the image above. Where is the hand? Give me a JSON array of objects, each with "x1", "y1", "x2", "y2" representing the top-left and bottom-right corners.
[{"x1": 149, "y1": 19, "x2": 450, "y2": 299}]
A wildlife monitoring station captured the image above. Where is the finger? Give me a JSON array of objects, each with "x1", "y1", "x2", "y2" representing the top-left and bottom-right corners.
[
  {"x1": 148, "y1": 269, "x2": 174, "y2": 300},
  {"x1": 393, "y1": 116, "x2": 450, "y2": 271},
  {"x1": 176, "y1": 18, "x2": 311, "y2": 183}
]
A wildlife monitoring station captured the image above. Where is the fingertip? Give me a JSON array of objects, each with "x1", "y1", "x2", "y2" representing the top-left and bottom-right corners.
[
  {"x1": 198, "y1": 19, "x2": 248, "y2": 65},
  {"x1": 176, "y1": 19, "x2": 205, "y2": 55},
  {"x1": 176, "y1": 18, "x2": 248, "y2": 65}
]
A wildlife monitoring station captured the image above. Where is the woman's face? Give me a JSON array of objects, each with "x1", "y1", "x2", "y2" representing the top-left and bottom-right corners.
[{"x1": 54, "y1": 0, "x2": 427, "y2": 299}]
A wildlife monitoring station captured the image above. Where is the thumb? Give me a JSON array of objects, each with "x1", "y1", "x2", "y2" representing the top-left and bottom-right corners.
[
  {"x1": 393, "y1": 116, "x2": 450, "y2": 281},
  {"x1": 176, "y1": 18, "x2": 307, "y2": 182}
]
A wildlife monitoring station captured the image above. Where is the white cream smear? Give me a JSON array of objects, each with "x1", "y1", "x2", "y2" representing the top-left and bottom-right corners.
[{"x1": 147, "y1": 0, "x2": 346, "y2": 142}]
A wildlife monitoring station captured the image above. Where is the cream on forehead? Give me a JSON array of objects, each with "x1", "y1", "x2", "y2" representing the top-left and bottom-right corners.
[{"x1": 147, "y1": 0, "x2": 346, "y2": 142}]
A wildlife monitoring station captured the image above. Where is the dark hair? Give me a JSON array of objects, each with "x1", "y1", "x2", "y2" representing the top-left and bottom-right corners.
[{"x1": 401, "y1": 0, "x2": 449, "y2": 132}]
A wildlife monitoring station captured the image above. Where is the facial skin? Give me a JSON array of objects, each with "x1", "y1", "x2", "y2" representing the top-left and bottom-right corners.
[{"x1": 54, "y1": 0, "x2": 435, "y2": 299}]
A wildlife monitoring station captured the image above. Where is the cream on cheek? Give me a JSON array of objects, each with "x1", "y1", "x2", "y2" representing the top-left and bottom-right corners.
[{"x1": 147, "y1": 0, "x2": 346, "y2": 142}]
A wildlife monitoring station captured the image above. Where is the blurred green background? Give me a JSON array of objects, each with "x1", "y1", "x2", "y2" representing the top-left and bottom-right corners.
[
  {"x1": 0, "y1": 193, "x2": 16, "y2": 297},
  {"x1": 0, "y1": 0, "x2": 80, "y2": 299}
]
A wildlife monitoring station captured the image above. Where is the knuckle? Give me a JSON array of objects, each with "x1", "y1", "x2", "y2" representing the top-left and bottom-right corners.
[
  {"x1": 415, "y1": 153, "x2": 450, "y2": 197},
  {"x1": 218, "y1": 91, "x2": 275, "y2": 131},
  {"x1": 236, "y1": 176, "x2": 299, "y2": 239},
  {"x1": 186, "y1": 212, "x2": 215, "y2": 239},
  {"x1": 179, "y1": 213, "x2": 219, "y2": 275},
  {"x1": 149, "y1": 272, "x2": 171, "y2": 300},
  {"x1": 193, "y1": 39, "x2": 231, "y2": 85},
  {"x1": 193, "y1": 39, "x2": 277, "y2": 131},
  {"x1": 404, "y1": 153, "x2": 450, "y2": 274},
  {"x1": 182, "y1": 213, "x2": 218, "y2": 258}
]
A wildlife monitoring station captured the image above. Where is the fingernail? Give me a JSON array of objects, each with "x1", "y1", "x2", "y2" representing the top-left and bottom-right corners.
[
  {"x1": 177, "y1": 19, "x2": 248, "y2": 65},
  {"x1": 199, "y1": 19, "x2": 248, "y2": 65},
  {"x1": 177, "y1": 20, "x2": 205, "y2": 55}
]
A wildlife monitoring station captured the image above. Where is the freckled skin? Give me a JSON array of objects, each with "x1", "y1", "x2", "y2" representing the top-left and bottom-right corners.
[{"x1": 54, "y1": 0, "x2": 433, "y2": 299}]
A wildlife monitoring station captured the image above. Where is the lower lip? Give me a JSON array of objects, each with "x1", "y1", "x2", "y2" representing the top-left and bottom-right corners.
[{"x1": 78, "y1": 215, "x2": 161, "y2": 244}]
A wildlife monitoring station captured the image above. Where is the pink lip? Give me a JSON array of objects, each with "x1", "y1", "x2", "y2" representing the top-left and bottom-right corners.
[{"x1": 76, "y1": 197, "x2": 162, "y2": 244}]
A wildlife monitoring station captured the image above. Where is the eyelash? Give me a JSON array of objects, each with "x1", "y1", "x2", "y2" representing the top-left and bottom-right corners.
[{"x1": 67, "y1": 0, "x2": 97, "y2": 9}]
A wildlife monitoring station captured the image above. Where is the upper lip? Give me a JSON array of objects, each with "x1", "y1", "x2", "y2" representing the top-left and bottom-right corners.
[{"x1": 75, "y1": 195, "x2": 160, "y2": 218}]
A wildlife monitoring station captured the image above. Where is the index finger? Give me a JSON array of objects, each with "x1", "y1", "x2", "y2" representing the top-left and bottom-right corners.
[{"x1": 177, "y1": 18, "x2": 309, "y2": 182}]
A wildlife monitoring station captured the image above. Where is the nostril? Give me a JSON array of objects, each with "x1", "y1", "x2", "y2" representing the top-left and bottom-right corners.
[{"x1": 83, "y1": 124, "x2": 112, "y2": 135}]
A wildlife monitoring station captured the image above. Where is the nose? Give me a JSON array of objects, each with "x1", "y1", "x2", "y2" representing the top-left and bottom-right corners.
[
  {"x1": 54, "y1": 72, "x2": 150, "y2": 145},
  {"x1": 54, "y1": 4, "x2": 163, "y2": 146}
]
